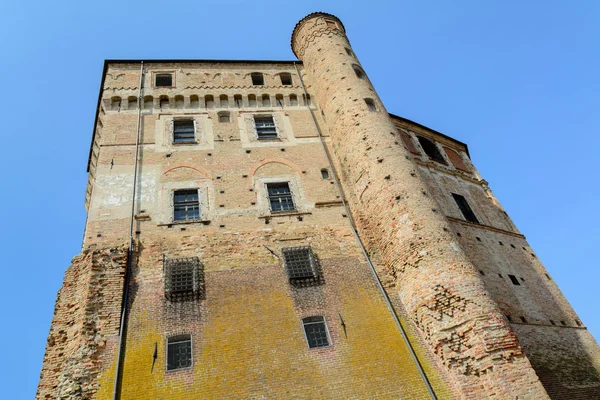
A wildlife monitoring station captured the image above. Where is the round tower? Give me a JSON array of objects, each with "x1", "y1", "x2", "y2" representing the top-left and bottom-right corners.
[{"x1": 292, "y1": 13, "x2": 548, "y2": 399}]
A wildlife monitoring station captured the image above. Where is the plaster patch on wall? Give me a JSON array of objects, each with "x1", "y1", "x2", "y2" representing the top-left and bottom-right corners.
[{"x1": 96, "y1": 173, "x2": 157, "y2": 206}]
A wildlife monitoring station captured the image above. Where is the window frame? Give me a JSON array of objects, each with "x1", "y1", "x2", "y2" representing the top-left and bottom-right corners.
[
  {"x1": 417, "y1": 136, "x2": 447, "y2": 164},
  {"x1": 254, "y1": 115, "x2": 279, "y2": 140},
  {"x1": 281, "y1": 246, "x2": 323, "y2": 286},
  {"x1": 451, "y1": 193, "x2": 480, "y2": 224},
  {"x1": 280, "y1": 73, "x2": 293, "y2": 86},
  {"x1": 173, "y1": 189, "x2": 201, "y2": 222},
  {"x1": 251, "y1": 72, "x2": 265, "y2": 86},
  {"x1": 163, "y1": 256, "x2": 204, "y2": 301},
  {"x1": 218, "y1": 111, "x2": 231, "y2": 123},
  {"x1": 154, "y1": 72, "x2": 175, "y2": 88},
  {"x1": 266, "y1": 182, "x2": 295, "y2": 213},
  {"x1": 172, "y1": 119, "x2": 196, "y2": 144},
  {"x1": 166, "y1": 334, "x2": 193, "y2": 372},
  {"x1": 302, "y1": 316, "x2": 331, "y2": 349}
]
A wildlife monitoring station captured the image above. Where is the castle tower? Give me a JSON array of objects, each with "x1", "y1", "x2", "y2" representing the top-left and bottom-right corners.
[
  {"x1": 291, "y1": 12, "x2": 550, "y2": 399},
  {"x1": 37, "y1": 11, "x2": 600, "y2": 400}
]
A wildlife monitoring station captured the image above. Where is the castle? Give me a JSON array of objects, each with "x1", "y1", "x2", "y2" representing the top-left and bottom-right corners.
[{"x1": 37, "y1": 12, "x2": 600, "y2": 399}]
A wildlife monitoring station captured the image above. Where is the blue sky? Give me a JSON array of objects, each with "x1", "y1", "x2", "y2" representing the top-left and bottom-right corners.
[{"x1": 0, "y1": 1, "x2": 598, "y2": 397}]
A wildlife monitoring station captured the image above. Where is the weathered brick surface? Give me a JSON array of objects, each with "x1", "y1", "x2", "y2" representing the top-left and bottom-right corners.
[{"x1": 39, "y1": 11, "x2": 600, "y2": 400}]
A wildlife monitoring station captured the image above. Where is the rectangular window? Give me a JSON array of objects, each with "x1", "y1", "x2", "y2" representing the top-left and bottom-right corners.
[
  {"x1": 303, "y1": 316, "x2": 330, "y2": 348},
  {"x1": 155, "y1": 73, "x2": 173, "y2": 87},
  {"x1": 173, "y1": 120, "x2": 195, "y2": 143},
  {"x1": 282, "y1": 246, "x2": 322, "y2": 286},
  {"x1": 267, "y1": 182, "x2": 295, "y2": 212},
  {"x1": 251, "y1": 72, "x2": 264, "y2": 85},
  {"x1": 174, "y1": 189, "x2": 200, "y2": 222},
  {"x1": 451, "y1": 193, "x2": 479, "y2": 224},
  {"x1": 167, "y1": 335, "x2": 192, "y2": 371},
  {"x1": 508, "y1": 274, "x2": 521, "y2": 286},
  {"x1": 254, "y1": 116, "x2": 278, "y2": 139},
  {"x1": 280, "y1": 73, "x2": 293, "y2": 86},
  {"x1": 164, "y1": 256, "x2": 204, "y2": 301}
]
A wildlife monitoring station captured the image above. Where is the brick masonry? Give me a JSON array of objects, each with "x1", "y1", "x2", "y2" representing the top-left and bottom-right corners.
[{"x1": 37, "y1": 11, "x2": 600, "y2": 400}]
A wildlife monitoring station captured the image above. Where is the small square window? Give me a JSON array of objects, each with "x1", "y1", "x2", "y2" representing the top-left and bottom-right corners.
[
  {"x1": 251, "y1": 72, "x2": 264, "y2": 85},
  {"x1": 164, "y1": 256, "x2": 204, "y2": 301},
  {"x1": 280, "y1": 73, "x2": 293, "y2": 86},
  {"x1": 155, "y1": 73, "x2": 173, "y2": 87},
  {"x1": 218, "y1": 112, "x2": 231, "y2": 123},
  {"x1": 325, "y1": 20, "x2": 337, "y2": 29},
  {"x1": 254, "y1": 116, "x2": 278, "y2": 139},
  {"x1": 266, "y1": 182, "x2": 295, "y2": 213},
  {"x1": 303, "y1": 316, "x2": 330, "y2": 348},
  {"x1": 167, "y1": 335, "x2": 192, "y2": 371},
  {"x1": 365, "y1": 98, "x2": 377, "y2": 112},
  {"x1": 173, "y1": 189, "x2": 200, "y2": 222},
  {"x1": 282, "y1": 246, "x2": 322, "y2": 286},
  {"x1": 173, "y1": 120, "x2": 195, "y2": 143}
]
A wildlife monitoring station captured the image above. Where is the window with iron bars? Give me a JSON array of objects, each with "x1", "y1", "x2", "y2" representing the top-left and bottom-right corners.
[
  {"x1": 173, "y1": 120, "x2": 195, "y2": 143},
  {"x1": 254, "y1": 116, "x2": 278, "y2": 139},
  {"x1": 166, "y1": 335, "x2": 192, "y2": 371},
  {"x1": 303, "y1": 316, "x2": 330, "y2": 348},
  {"x1": 267, "y1": 182, "x2": 295, "y2": 213},
  {"x1": 164, "y1": 256, "x2": 204, "y2": 301},
  {"x1": 282, "y1": 246, "x2": 323, "y2": 287},
  {"x1": 173, "y1": 189, "x2": 200, "y2": 222},
  {"x1": 155, "y1": 73, "x2": 173, "y2": 87}
]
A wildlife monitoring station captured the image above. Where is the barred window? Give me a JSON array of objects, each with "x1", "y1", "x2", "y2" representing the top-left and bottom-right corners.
[
  {"x1": 451, "y1": 193, "x2": 479, "y2": 224},
  {"x1": 303, "y1": 316, "x2": 330, "y2": 348},
  {"x1": 254, "y1": 116, "x2": 278, "y2": 139},
  {"x1": 282, "y1": 246, "x2": 323, "y2": 286},
  {"x1": 155, "y1": 73, "x2": 173, "y2": 87},
  {"x1": 164, "y1": 256, "x2": 204, "y2": 301},
  {"x1": 267, "y1": 182, "x2": 295, "y2": 213},
  {"x1": 173, "y1": 190, "x2": 200, "y2": 222},
  {"x1": 173, "y1": 120, "x2": 195, "y2": 143},
  {"x1": 167, "y1": 335, "x2": 192, "y2": 371}
]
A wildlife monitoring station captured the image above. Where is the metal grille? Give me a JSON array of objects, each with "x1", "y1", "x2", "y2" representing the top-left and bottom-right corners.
[
  {"x1": 254, "y1": 116, "x2": 278, "y2": 139},
  {"x1": 267, "y1": 182, "x2": 295, "y2": 212},
  {"x1": 282, "y1": 246, "x2": 323, "y2": 287},
  {"x1": 174, "y1": 190, "x2": 200, "y2": 222},
  {"x1": 167, "y1": 336, "x2": 192, "y2": 371},
  {"x1": 303, "y1": 316, "x2": 330, "y2": 348},
  {"x1": 155, "y1": 73, "x2": 173, "y2": 87},
  {"x1": 164, "y1": 257, "x2": 204, "y2": 301},
  {"x1": 173, "y1": 120, "x2": 195, "y2": 143}
]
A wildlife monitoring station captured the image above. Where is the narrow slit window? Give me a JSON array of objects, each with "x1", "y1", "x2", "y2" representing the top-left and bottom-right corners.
[
  {"x1": 254, "y1": 116, "x2": 277, "y2": 139},
  {"x1": 266, "y1": 182, "x2": 295, "y2": 212},
  {"x1": 173, "y1": 189, "x2": 200, "y2": 222},
  {"x1": 155, "y1": 73, "x2": 173, "y2": 87},
  {"x1": 280, "y1": 73, "x2": 293, "y2": 86},
  {"x1": 345, "y1": 47, "x2": 353, "y2": 56},
  {"x1": 417, "y1": 136, "x2": 446, "y2": 164},
  {"x1": 451, "y1": 193, "x2": 479, "y2": 224},
  {"x1": 352, "y1": 64, "x2": 365, "y2": 79},
  {"x1": 302, "y1": 316, "x2": 330, "y2": 348},
  {"x1": 166, "y1": 335, "x2": 192, "y2": 371},
  {"x1": 321, "y1": 168, "x2": 330, "y2": 179},
  {"x1": 508, "y1": 274, "x2": 521, "y2": 286},
  {"x1": 251, "y1": 72, "x2": 264, "y2": 86}
]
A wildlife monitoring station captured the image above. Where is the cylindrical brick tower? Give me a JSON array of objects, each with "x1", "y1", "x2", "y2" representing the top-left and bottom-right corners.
[{"x1": 292, "y1": 13, "x2": 549, "y2": 399}]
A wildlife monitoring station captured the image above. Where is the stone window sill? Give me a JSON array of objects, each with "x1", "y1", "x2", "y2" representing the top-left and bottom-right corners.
[{"x1": 157, "y1": 220, "x2": 211, "y2": 227}]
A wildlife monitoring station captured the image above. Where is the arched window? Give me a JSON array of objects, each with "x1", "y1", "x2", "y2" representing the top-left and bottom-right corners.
[
  {"x1": 275, "y1": 94, "x2": 284, "y2": 107},
  {"x1": 219, "y1": 94, "x2": 228, "y2": 108},
  {"x1": 261, "y1": 94, "x2": 271, "y2": 107},
  {"x1": 417, "y1": 136, "x2": 446, "y2": 164},
  {"x1": 289, "y1": 94, "x2": 298, "y2": 106},
  {"x1": 111, "y1": 96, "x2": 121, "y2": 111},
  {"x1": 175, "y1": 95, "x2": 184, "y2": 109},
  {"x1": 143, "y1": 95, "x2": 153, "y2": 110},
  {"x1": 251, "y1": 72, "x2": 264, "y2": 85},
  {"x1": 204, "y1": 95, "x2": 214, "y2": 109},
  {"x1": 127, "y1": 96, "x2": 137, "y2": 110},
  {"x1": 234, "y1": 94, "x2": 242, "y2": 108},
  {"x1": 248, "y1": 94, "x2": 257, "y2": 107},
  {"x1": 190, "y1": 95, "x2": 199, "y2": 108},
  {"x1": 159, "y1": 96, "x2": 169, "y2": 110},
  {"x1": 364, "y1": 98, "x2": 377, "y2": 112},
  {"x1": 321, "y1": 169, "x2": 330, "y2": 180},
  {"x1": 352, "y1": 64, "x2": 365, "y2": 79},
  {"x1": 303, "y1": 94, "x2": 312, "y2": 106}
]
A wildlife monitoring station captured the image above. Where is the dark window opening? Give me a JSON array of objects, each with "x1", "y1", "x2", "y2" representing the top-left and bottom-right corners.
[
  {"x1": 321, "y1": 169, "x2": 330, "y2": 179},
  {"x1": 325, "y1": 19, "x2": 337, "y2": 29},
  {"x1": 164, "y1": 256, "x2": 204, "y2": 301},
  {"x1": 173, "y1": 120, "x2": 195, "y2": 143},
  {"x1": 417, "y1": 136, "x2": 446, "y2": 164},
  {"x1": 476, "y1": 237, "x2": 482, "y2": 242},
  {"x1": 345, "y1": 47, "x2": 353, "y2": 56},
  {"x1": 520, "y1": 316, "x2": 527, "y2": 323},
  {"x1": 267, "y1": 182, "x2": 295, "y2": 212},
  {"x1": 160, "y1": 97, "x2": 169, "y2": 110},
  {"x1": 218, "y1": 112, "x2": 230, "y2": 123},
  {"x1": 550, "y1": 320, "x2": 556, "y2": 325},
  {"x1": 205, "y1": 95, "x2": 215, "y2": 109},
  {"x1": 561, "y1": 321, "x2": 566, "y2": 326},
  {"x1": 254, "y1": 116, "x2": 277, "y2": 139},
  {"x1": 499, "y1": 241, "x2": 504, "y2": 246},
  {"x1": 248, "y1": 94, "x2": 257, "y2": 107},
  {"x1": 507, "y1": 315, "x2": 513, "y2": 322},
  {"x1": 365, "y1": 98, "x2": 377, "y2": 111},
  {"x1": 251, "y1": 72, "x2": 264, "y2": 85},
  {"x1": 280, "y1": 73, "x2": 293, "y2": 86},
  {"x1": 451, "y1": 193, "x2": 479, "y2": 224},
  {"x1": 167, "y1": 335, "x2": 192, "y2": 371},
  {"x1": 303, "y1": 93, "x2": 312, "y2": 106},
  {"x1": 576, "y1": 320, "x2": 582, "y2": 327},
  {"x1": 545, "y1": 273, "x2": 551, "y2": 280},
  {"x1": 282, "y1": 246, "x2": 323, "y2": 287},
  {"x1": 155, "y1": 73, "x2": 173, "y2": 87},
  {"x1": 303, "y1": 316, "x2": 330, "y2": 348},
  {"x1": 508, "y1": 274, "x2": 521, "y2": 286},
  {"x1": 479, "y1": 270, "x2": 485, "y2": 276},
  {"x1": 352, "y1": 64, "x2": 365, "y2": 79},
  {"x1": 289, "y1": 94, "x2": 298, "y2": 106},
  {"x1": 219, "y1": 94, "x2": 228, "y2": 108},
  {"x1": 234, "y1": 94, "x2": 242, "y2": 108},
  {"x1": 261, "y1": 94, "x2": 271, "y2": 107},
  {"x1": 276, "y1": 94, "x2": 284, "y2": 107},
  {"x1": 173, "y1": 189, "x2": 200, "y2": 222}
]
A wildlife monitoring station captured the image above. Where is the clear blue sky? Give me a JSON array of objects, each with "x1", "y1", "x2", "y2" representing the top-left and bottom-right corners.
[{"x1": 0, "y1": 1, "x2": 598, "y2": 397}]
